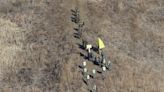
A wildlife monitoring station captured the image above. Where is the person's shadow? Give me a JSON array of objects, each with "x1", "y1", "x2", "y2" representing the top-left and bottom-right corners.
[
  {"x1": 79, "y1": 52, "x2": 87, "y2": 60},
  {"x1": 77, "y1": 43, "x2": 85, "y2": 50},
  {"x1": 70, "y1": 9, "x2": 76, "y2": 14},
  {"x1": 70, "y1": 9, "x2": 78, "y2": 24},
  {"x1": 73, "y1": 33, "x2": 80, "y2": 39}
]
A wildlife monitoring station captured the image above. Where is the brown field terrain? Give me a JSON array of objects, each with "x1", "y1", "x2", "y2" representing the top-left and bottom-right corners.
[{"x1": 0, "y1": 0, "x2": 164, "y2": 92}]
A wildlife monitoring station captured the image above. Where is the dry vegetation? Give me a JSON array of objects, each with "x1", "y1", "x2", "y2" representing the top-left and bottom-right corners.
[{"x1": 0, "y1": 0, "x2": 164, "y2": 92}]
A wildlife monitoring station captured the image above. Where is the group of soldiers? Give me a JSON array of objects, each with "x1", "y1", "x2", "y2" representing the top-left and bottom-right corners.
[
  {"x1": 71, "y1": 7, "x2": 84, "y2": 39},
  {"x1": 71, "y1": 7, "x2": 112, "y2": 92},
  {"x1": 82, "y1": 48, "x2": 112, "y2": 91}
]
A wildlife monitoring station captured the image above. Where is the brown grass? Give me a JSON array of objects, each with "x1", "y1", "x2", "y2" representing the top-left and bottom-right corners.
[{"x1": 0, "y1": 0, "x2": 164, "y2": 92}]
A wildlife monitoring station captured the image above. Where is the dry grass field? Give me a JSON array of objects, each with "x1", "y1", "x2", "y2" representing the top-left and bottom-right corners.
[{"x1": 0, "y1": 0, "x2": 164, "y2": 92}]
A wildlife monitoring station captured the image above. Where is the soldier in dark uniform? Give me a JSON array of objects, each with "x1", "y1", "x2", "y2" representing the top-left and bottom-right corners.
[
  {"x1": 71, "y1": 7, "x2": 80, "y2": 24},
  {"x1": 74, "y1": 7, "x2": 80, "y2": 24},
  {"x1": 82, "y1": 39, "x2": 88, "y2": 49},
  {"x1": 77, "y1": 22, "x2": 84, "y2": 38}
]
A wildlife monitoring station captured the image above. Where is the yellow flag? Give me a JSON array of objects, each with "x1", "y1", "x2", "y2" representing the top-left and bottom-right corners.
[{"x1": 97, "y1": 38, "x2": 105, "y2": 49}]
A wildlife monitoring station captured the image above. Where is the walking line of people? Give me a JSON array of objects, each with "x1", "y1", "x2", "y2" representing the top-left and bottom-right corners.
[{"x1": 71, "y1": 7, "x2": 112, "y2": 92}]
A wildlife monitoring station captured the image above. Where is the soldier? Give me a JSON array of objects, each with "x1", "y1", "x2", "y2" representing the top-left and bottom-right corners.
[
  {"x1": 101, "y1": 52, "x2": 105, "y2": 61},
  {"x1": 77, "y1": 22, "x2": 84, "y2": 38},
  {"x1": 88, "y1": 51, "x2": 94, "y2": 61},
  {"x1": 83, "y1": 67, "x2": 88, "y2": 76},
  {"x1": 102, "y1": 58, "x2": 106, "y2": 67},
  {"x1": 86, "y1": 74, "x2": 90, "y2": 80},
  {"x1": 83, "y1": 74, "x2": 90, "y2": 85},
  {"x1": 71, "y1": 10, "x2": 77, "y2": 23},
  {"x1": 91, "y1": 69, "x2": 96, "y2": 78},
  {"x1": 102, "y1": 66, "x2": 106, "y2": 72},
  {"x1": 92, "y1": 84, "x2": 97, "y2": 92},
  {"x1": 82, "y1": 39, "x2": 88, "y2": 49},
  {"x1": 98, "y1": 52, "x2": 104, "y2": 66},
  {"x1": 83, "y1": 67, "x2": 89, "y2": 85},
  {"x1": 75, "y1": 7, "x2": 79, "y2": 14},
  {"x1": 75, "y1": 7, "x2": 80, "y2": 24},
  {"x1": 71, "y1": 7, "x2": 80, "y2": 24},
  {"x1": 86, "y1": 44, "x2": 93, "y2": 61},
  {"x1": 94, "y1": 56, "x2": 99, "y2": 65},
  {"x1": 102, "y1": 66, "x2": 106, "y2": 80},
  {"x1": 106, "y1": 60, "x2": 112, "y2": 70},
  {"x1": 82, "y1": 61, "x2": 87, "y2": 68},
  {"x1": 98, "y1": 49, "x2": 102, "y2": 55}
]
